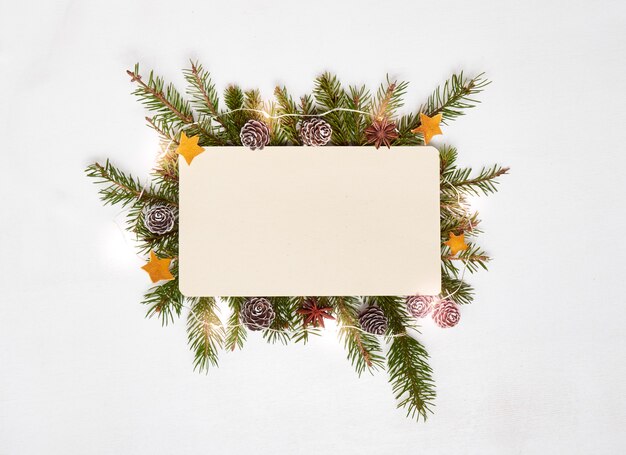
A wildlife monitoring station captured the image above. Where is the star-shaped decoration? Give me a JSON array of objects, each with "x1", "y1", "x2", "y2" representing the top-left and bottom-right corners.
[
  {"x1": 297, "y1": 298, "x2": 335, "y2": 328},
  {"x1": 176, "y1": 132, "x2": 205, "y2": 165},
  {"x1": 444, "y1": 232, "x2": 469, "y2": 256},
  {"x1": 411, "y1": 113, "x2": 443, "y2": 145},
  {"x1": 141, "y1": 250, "x2": 174, "y2": 283},
  {"x1": 364, "y1": 117, "x2": 399, "y2": 149}
]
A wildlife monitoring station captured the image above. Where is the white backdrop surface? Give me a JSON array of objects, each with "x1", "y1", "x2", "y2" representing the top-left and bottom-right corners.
[{"x1": 1, "y1": 0, "x2": 625, "y2": 453}]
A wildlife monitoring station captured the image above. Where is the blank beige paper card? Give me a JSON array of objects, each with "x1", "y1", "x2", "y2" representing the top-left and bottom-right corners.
[{"x1": 179, "y1": 146, "x2": 441, "y2": 296}]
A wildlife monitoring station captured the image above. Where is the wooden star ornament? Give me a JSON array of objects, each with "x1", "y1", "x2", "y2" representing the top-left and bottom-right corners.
[
  {"x1": 141, "y1": 250, "x2": 174, "y2": 283},
  {"x1": 176, "y1": 132, "x2": 204, "y2": 165},
  {"x1": 411, "y1": 113, "x2": 443, "y2": 145},
  {"x1": 444, "y1": 232, "x2": 469, "y2": 256}
]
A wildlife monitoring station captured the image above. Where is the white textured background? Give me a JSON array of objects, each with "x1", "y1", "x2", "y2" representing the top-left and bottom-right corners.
[{"x1": 1, "y1": 0, "x2": 625, "y2": 453}]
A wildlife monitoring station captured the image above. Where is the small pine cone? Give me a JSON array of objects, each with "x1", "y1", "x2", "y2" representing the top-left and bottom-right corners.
[
  {"x1": 406, "y1": 295, "x2": 437, "y2": 318},
  {"x1": 240, "y1": 297, "x2": 275, "y2": 331},
  {"x1": 299, "y1": 118, "x2": 332, "y2": 146},
  {"x1": 358, "y1": 305, "x2": 388, "y2": 335},
  {"x1": 240, "y1": 120, "x2": 270, "y2": 150},
  {"x1": 432, "y1": 298, "x2": 461, "y2": 328},
  {"x1": 143, "y1": 203, "x2": 177, "y2": 235}
]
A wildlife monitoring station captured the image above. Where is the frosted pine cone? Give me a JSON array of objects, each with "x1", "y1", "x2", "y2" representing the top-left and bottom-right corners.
[
  {"x1": 358, "y1": 305, "x2": 388, "y2": 335},
  {"x1": 143, "y1": 203, "x2": 177, "y2": 235},
  {"x1": 240, "y1": 297, "x2": 275, "y2": 331},
  {"x1": 432, "y1": 298, "x2": 461, "y2": 328},
  {"x1": 406, "y1": 295, "x2": 437, "y2": 318},
  {"x1": 240, "y1": 120, "x2": 270, "y2": 150},
  {"x1": 300, "y1": 118, "x2": 332, "y2": 146}
]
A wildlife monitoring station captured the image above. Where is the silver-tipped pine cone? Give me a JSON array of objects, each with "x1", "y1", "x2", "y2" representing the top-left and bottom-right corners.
[
  {"x1": 299, "y1": 118, "x2": 332, "y2": 146},
  {"x1": 240, "y1": 297, "x2": 276, "y2": 331},
  {"x1": 240, "y1": 120, "x2": 270, "y2": 150},
  {"x1": 406, "y1": 295, "x2": 437, "y2": 318},
  {"x1": 432, "y1": 298, "x2": 460, "y2": 328},
  {"x1": 142, "y1": 203, "x2": 177, "y2": 235},
  {"x1": 358, "y1": 305, "x2": 388, "y2": 335}
]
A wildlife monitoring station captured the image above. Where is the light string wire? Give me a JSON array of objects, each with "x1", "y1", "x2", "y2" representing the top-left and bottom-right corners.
[
  {"x1": 112, "y1": 108, "x2": 472, "y2": 336},
  {"x1": 208, "y1": 106, "x2": 374, "y2": 121},
  {"x1": 183, "y1": 303, "x2": 413, "y2": 339}
]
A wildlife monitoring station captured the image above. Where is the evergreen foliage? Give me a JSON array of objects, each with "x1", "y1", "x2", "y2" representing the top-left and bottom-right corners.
[
  {"x1": 86, "y1": 63, "x2": 507, "y2": 421},
  {"x1": 187, "y1": 296, "x2": 224, "y2": 371}
]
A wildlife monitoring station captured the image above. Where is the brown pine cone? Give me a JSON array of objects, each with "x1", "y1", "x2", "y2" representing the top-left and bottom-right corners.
[
  {"x1": 240, "y1": 120, "x2": 270, "y2": 150},
  {"x1": 406, "y1": 295, "x2": 437, "y2": 319},
  {"x1": 143, "y1": 203, "x2": 177, "y2": 235},
  {"x1": 432, "y1": 298, "x2": 460, "y2": 328},
  {"x1": 358, "y1": 305, "x2": 388, "y2": 335},
  {"x1": 240, "y1": 297, "x2": 275, "y2": 330},
  {"x1": 299, "y1": 118, "x2": 332, "y2": 146}
]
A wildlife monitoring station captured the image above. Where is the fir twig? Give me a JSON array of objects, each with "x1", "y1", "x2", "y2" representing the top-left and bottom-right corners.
[
  {"x1": 397, "y1": 72, "x2": 490, "y2": 141},
  {"x1": 313, "y1": 72, "x2": 349, "y2": 145},
  {"x1": 372, "y1": 296, "x2": 436, "y2": 421},
  {"x1": 274, "y1": 86, "x2": 301, "y2": 145},
  {"x1": 224, "y1": 297, "x2": 247, "y2": 351},
  {"x1": 143, "y1": 262, "x2": 183, "y2": 325},
  {"x1": 127, "y1": 64, "x2": 194, "y2": 126},
  {"x1": 187, "y1": 296, "x2": 224, "y2": 371},
  {"x1": 263, "y1": 297, "x2": 292, "y2": 345},
  {"x1": 330, "y1": 296, "x2": 384, "y2": 376},
  {"x1": 85, "y1": 161, "x2": 176, "y2": 208}
]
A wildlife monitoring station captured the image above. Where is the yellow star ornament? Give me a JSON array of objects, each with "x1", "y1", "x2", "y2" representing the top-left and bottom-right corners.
[
  {"x1": 141, "y1": 251, "x2": 174, "y2": 283},
  {"x1": 411, "y1": 113, "x2": 443, "y2": 145},
  {"x1": 444, "y1": 232, "x2": 469, "y2": 256},
  {"x1": 176, "y1": 132, "x2": 204, "y2": 165}
]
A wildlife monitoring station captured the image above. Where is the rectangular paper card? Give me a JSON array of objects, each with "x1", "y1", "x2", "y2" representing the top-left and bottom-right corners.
[{"x1": 179, "y1": 146, "x2": 441, "y2": 296}]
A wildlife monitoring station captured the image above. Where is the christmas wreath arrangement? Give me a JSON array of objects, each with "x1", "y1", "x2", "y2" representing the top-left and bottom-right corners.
[{"x1": 86, "y1": 62, "x2": 508, "y2": 421}]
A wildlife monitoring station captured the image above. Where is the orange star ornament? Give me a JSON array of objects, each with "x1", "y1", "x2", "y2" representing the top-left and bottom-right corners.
[
  {"x1": 176, "y1": 132, "x2": 204, "y2": 165},
  {"x1": 444, "y1": 232, "x2": 469, "y2": 256},
  {"x1": 141, "y1": 250, "x2": 174, "y2": 283},
  {"x1": 411, "y1": 113, "x2": 443, "y2": 144}
]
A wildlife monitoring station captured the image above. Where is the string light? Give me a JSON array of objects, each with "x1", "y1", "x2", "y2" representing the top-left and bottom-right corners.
[
  {"x1": 209, "y1": 106, "x2": 373, "y2": 121},
  {"x1": 185, "y1": 304, "x2": 412, "y2": 338},
  {"x1": 122, "y1": 111, "x2": 471, "y2": 328}
]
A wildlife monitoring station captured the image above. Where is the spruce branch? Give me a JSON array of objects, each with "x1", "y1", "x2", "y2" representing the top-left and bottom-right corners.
[
  {"x1": 244, "y1": 89, "x2": 263, "y2": 116},
  {"x1": 372, "y1": 296, "x2": 436, "y2": 421},
  {"x1": 224, "y1": 297, "x2": 247, "y2": 351},
  {"x1": 345, "y1": 85, "x2": 371, "y2": 145},
  {"x1": 445, "y1": 165, "x2": 510, "y2": 196},
  {"x1": 145, "y1": 116, "x2": 178, "y2": 145},
  {"x1": 330, "y1": 296, "x2": 384, "y2": 376},
  {"x1": 441, "y1": 274, "x2": 474, "y2": 305},
  {"x1": 371, "y1": 77, "x2": 409, "y2": 120},
  {"x1": 184, "y1": 61, "x2": 221, "y2": 121},
  {"x1": 85, "y1": 161, "x2": 176, "y2": 208},
  {"x1": 127, "y1": 64, "x2": 194, "y2": 126},
  {"x1": 143, "y1": 263, "x2": 183, "y2": 325},
  {"x1": 313, "y1": 72, "x2": 349, "y2": 145},
  {"x1": 397, "y1": 72, "x2": 490, "y2": 140},
  {"x1": 443, "y1": 243, "x2": 490, "y2": 274},
  {"x1": 220, "y1": 85, "x2": 249, "y2": 144},
  {"x1": 394, "y1": 113, "x2": 425, "y2": 146},
  {"x1": 299, "y1": 94, "x2": 316, "y2": 116},
  {"x1": 387, "y1": 336, "x2": 436, "y2": 421},
  {"x1": 421, "y1": 72, "x2": 490, "y2": 124},
  {"x1": 187, "y1": 296, "x2": 224, "y2": 372},
  {"x1": 263, "y1": 297, "x2": 292, "y2": 345},
  {"x1": 274, "y1": 86, "x2": 301, "y2": 145}
]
